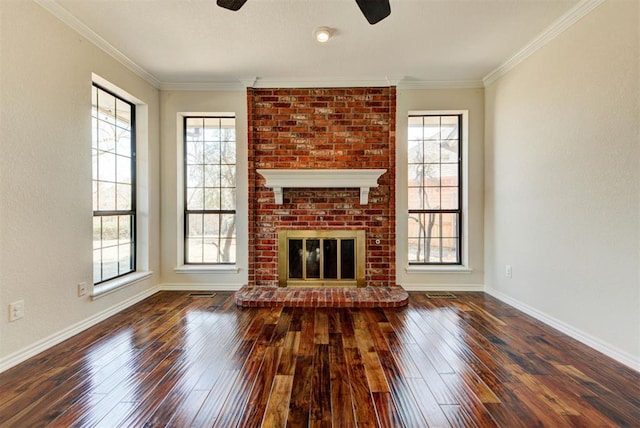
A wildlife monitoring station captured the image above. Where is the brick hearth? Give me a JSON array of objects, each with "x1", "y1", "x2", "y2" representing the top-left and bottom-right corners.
[{"x1": 234, "y1": 286, "x2": 409, "y2": 308}]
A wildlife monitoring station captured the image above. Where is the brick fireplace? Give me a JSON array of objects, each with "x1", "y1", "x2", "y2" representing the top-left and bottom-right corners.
[{"x1": 247, "y1": 87, "x2": 397, "y2": 288}]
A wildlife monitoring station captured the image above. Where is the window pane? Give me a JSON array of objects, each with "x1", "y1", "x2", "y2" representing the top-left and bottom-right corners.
[
  {"x1": 187, "y1": 165, "x2": 204, "y2": 187},
  {"x1": 98, "y1": 122, "x2": 116, "y2": 152},
  {"x1": 407, "y1": 164, "x2": 423, "y2": 188},
  {"x1": 203, "y1": 239, "x2": 220, "y2": 263},
  {"x1": 204, "y1": 118, "x2": 221, "y2": 140},
  {"x1": 188, "y1": 214, "x2": 203, "y2": 238},
  {"x1": 98, "y1": 91, "x2": 116, "y2": 124},
  {"x1": 408, "y1": 139, "x2": 422, "y2": 164},
  {"x1": 204, "y1": 188, "x2": 221, "y2": 210},
  {"x1": 425, "y1": 213, "x2": 441, "y2": 239},
  {"x1": 219, "y1": 239, "x2": 235, "y2": 263},
  {"x1": 221, "y1": 118, "x2": 236, "y2": 144},
  {"x1": 98, "y1": 182, "x2": 116, "y2": 211},
  {"x1": 221, "y1": 139, "x2": 236, "y2": 164},
  {"x1": 204, "y1": 165, "x2": 220, "y2": 187},
  {"x1": 93, "y1": 217, "x2": 102, "y2": 250},
  {"x1": 186, "y1": 188, "x2": 204, "y2": 210},
  {"x1": 441, "y1": 163, "x2": 458, "y2": 186},
  {"x1": 186, "y1": 117, "x2": 204, "y2": 132},
  {"x1": 221, "y1": 188, "x2": 235, "y2": 211},
  {"x1": 205, "y1": 141, "x2": 221, "y2": 164},
  {"x1": 408, "y1": 187, "x2": 425, "y2": 210},
  {"x1": 93, "y1": 249, "x2": 102, "y2": 283},
  {"x1": 92, "y1": 149, "x2": 98, "y2": 180},
  {"x1": 423, "y1": 116, "x2": 440, "y2": 139},
  {"x1": 115, "y1": 99, "x2": 132, "y2": 130},
  {"x1": 203, "y1": 214, "x2": 220, "y2": 237},
  {"x1": 98, "y1": 151, "x2": 116, "y2": 182},
  {"x1": 118, "y1": 244, "x2": 132, "y2": 274},
  {"x1": 425, "y1": 140, "x2": 440, "y2": 163},
  {"x1": 116, "y1": 131, "x2": 131, "y2": 157},
  {"x1": 441, "y1": 238, "x2": 459, "y2": 263},
  {"x1": 425, "y1": 187, "x2": 441, "y2": 209},
  {"x1": 441, "y1": 213, "x2": 459, "y2": 238},
  {"x1": 101, "y1": 215, "x2": 118, "y2": 244},
  {"x1": 441, "y1": 140, "x2": 458, "y2": 163},
  {"x1": 408, "y1": 116, "x2": 424, "y2": 141},
  {"x1": 102, "y1": 246, "x2": 118, "y2": 280},
  {"x1": 441, "y1": 116, "x2": 459, "y2": 139},
  {"x1": 116, "y1": 155, "x2": 132, "y2": 184},
  {"x1": 221, "y1": 165, "x2": 236, "y2": 187},
  {"x1": 186, "y1": 139, "x2": 203, "y2": 164},
  {"x1": 220, "y1": 214, "x2": 236, "y2": 238},
  {"x1": 116, "y1": 184, "x2": 131, "y2": 211},
  {"x1": 186, "y1": 238, "x2": 203, "y2": 263},
  {"x1": 423, "y1": 164, "x2": 440, "y2": 187},
  {"x1": 119, "y1": 215, "x2": 132, "y2": 244},
  {"x1": 407, "y1": 238, "x2": 424, "y2": 263},
  {"x1": 441, "y1": 187, "x2": 459, "y2": 210},
  {"x1": 92, "y1": 181, "x2": 98, "y2": 211}
]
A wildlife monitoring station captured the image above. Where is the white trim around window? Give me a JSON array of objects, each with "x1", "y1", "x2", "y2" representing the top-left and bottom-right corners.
[{"x1": 397, "y1": 109, "x2": 470, "y2": 272}]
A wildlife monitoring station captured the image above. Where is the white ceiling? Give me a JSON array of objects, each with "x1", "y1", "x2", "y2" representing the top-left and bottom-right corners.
[{"x1": 50, "y1": 0, "x2": 580, "y2": 88}]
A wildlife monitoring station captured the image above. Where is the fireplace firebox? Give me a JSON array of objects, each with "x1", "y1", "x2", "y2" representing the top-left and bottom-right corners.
[{"x1": 278, "y1": 230, "x2": 366, "y2": 287}]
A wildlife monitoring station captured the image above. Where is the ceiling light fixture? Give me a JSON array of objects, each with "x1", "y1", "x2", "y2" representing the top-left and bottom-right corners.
[{"x1": 314, "y1": 27, "x2": 332, "y2": 43}]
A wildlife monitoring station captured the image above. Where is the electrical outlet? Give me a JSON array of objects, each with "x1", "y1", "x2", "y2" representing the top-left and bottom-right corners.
[
  {"x1": 78, "y1": 282, "x2": 88, "y2": 297},
  {"x1": 505, "y1": 265, "x2": 512, "y2": 278},
  {"x1": 9, "y1": 300, "x2": 25, "y2": 322}
]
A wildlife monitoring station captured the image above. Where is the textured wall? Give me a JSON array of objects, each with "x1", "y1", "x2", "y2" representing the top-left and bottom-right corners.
[
  {"x1": 484, "y1": 1, "x2": 639, "y2": 365},
  {"x1": 248, "y1": 87, "x2": 396, "y2": 287},
  {"x1": 0, "y1": 1, "x2": 160, "y2": 363}
]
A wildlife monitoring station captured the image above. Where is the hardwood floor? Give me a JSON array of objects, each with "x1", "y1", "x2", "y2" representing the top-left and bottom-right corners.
[{"x1": 0, "y1": 291, "x2": 638, "y2": 427}]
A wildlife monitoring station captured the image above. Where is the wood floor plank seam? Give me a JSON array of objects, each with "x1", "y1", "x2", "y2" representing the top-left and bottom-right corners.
[{"x1": 0, "y1": 291, "x2": 638, "y2": 427}]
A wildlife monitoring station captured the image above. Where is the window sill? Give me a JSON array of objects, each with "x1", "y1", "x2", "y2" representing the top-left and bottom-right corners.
[
  {"x1": 174, "y1": 265, "x2": 241, "y2": 274},
  {"x1": 92, "y1": 271, "x2": 153, "y2": 299},
  {"x1": 405, "y1": 265, "x2": 473, "y2": 274}
]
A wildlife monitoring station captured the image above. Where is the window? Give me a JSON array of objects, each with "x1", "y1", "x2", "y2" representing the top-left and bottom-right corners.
[
  {"x1": 92, "y1": 84, "x2": 136, "y2": 284},
  {"x1": 184, "y1": 116, "x2": 236, "y2": 264},
  {"x1": 408, "y1": 114, "x2": 461, "y2": 264}
]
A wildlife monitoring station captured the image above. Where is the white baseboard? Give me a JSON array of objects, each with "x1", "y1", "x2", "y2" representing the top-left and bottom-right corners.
[
  {"x1": 399, "y1": 283, "x2": 484, "y2": 292},
  {"x1": 485, "y1": 286, "x2": 640, "y2": 372},
  {"x1": 0, "y1": 286, "x2": 161, "y2": 373},
  {"x1": 161, "y1": 283, "x2": 244, "y2": 292}
]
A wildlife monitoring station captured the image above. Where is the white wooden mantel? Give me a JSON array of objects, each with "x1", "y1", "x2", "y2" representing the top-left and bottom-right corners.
[{"x1": 257, "y1": 169, "x2": 387, "y2": 205}]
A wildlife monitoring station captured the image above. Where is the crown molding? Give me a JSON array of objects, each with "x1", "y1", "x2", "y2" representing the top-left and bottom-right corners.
[
  {"x1": 483, "y1": 0, "x2": 605, "y2": 87},
  {"x1": 249, "y1": 77, "x2": 396, "y2": 88},
  {"x1": 397, "y1": 80, "x2": 484, "y2": 90},
  {"x1": 159, "y1": 81, "x2": 246, "y2": 91},
  {"x1": 34, "y1": 0, "x2": 161, "y2": 89},
  {"x1": 160, "y1": 77, "x2": 485, "y2": 91}
]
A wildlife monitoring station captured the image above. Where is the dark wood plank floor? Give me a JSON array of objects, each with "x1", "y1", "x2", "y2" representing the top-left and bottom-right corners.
[{"x1": 0, "y1": 291, "x2": 638, "y2": 427}]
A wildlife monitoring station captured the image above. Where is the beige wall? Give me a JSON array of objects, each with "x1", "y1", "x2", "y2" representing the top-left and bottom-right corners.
[
  {"x1": 396, "y1": 88, "x2": 485, "y2": 289},
  {"x1": 0, "y1": 1, "x2": 161, "y2": 364},
  {"x1": 159, "y1": 90, "x2": 249, "y2": 289},
  {"x1": 484, "y1": 1, "x2": 639, "y2": 366}
]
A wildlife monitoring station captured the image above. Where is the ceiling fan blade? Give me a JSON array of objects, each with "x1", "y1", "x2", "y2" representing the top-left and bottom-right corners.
[
  {"x1": 217, "y1": 0, "x2": 248, "y2": 11},
  {"x1": 355, "y1": 0, "x2": 391, "y2": 25}
]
